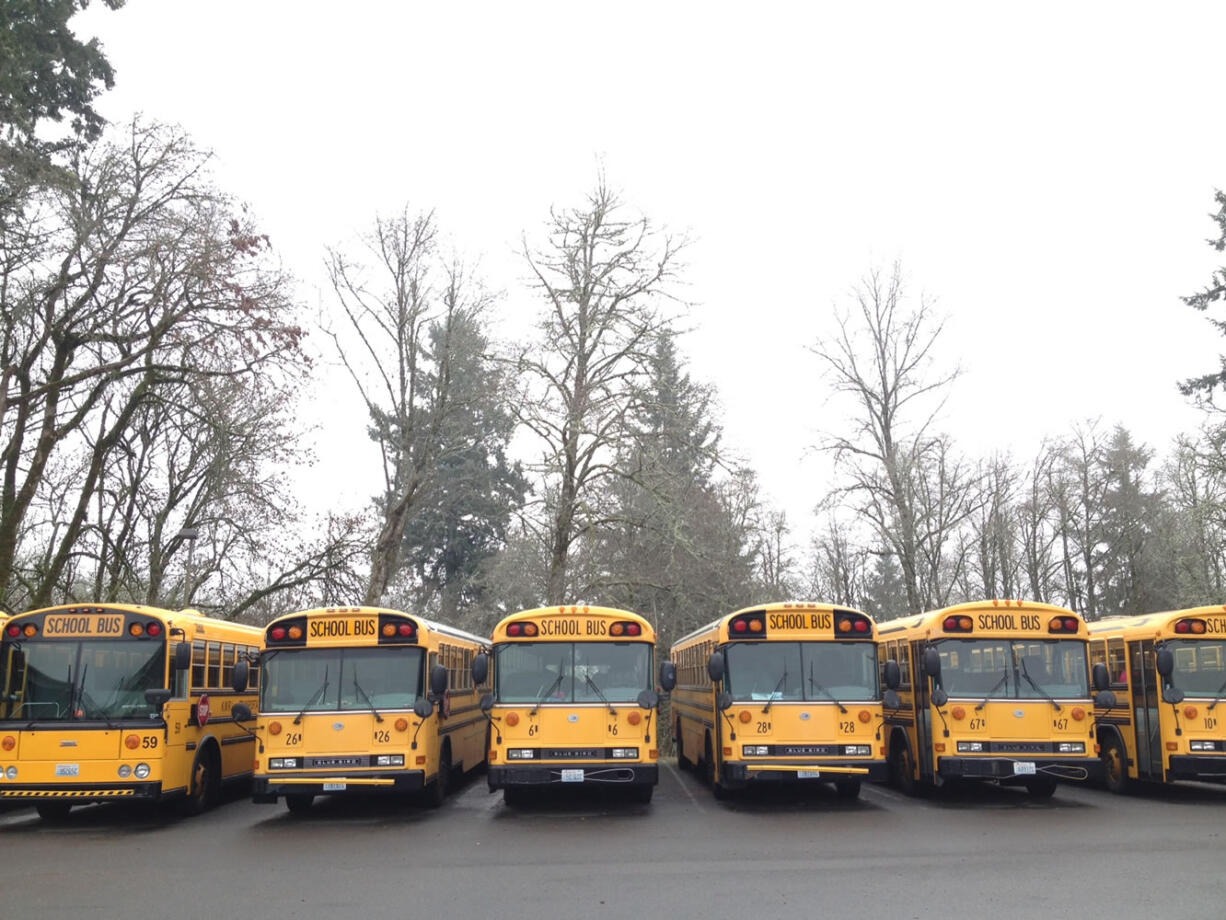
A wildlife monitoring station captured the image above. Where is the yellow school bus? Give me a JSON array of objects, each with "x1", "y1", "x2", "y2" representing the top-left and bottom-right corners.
[
  {"x1": 879, "y1": 600, "x2": 1109, "y2": 798},
  {"x1": 0, "y1": 603, "x2": 262, "y2": 820},
  {"x1": 477, "y1": 605, "x2": 672, "y2": 805},
  {"x1": 237, "y1": 606, "x2": 489, "y2": 814},
  {"x1": 670, "y1": 602, "x2": 896, "y2": 799},
  {"x1": 1088, "y1": 606, "x2": 1226, "y2": 792}
]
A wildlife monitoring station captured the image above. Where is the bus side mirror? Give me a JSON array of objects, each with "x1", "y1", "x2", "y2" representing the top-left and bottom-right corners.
[
  {"x1": 1095, "y1": 690, "x2": 1117, "y2": 710},
  {"x1": 480, "y1": 693, "x2": 495, "y2": 713},
  {"x1": 1091, "y1": 663, "x2": 1110, "y2": 692},
  {"x1": 430, "y1": 664, "x2": 448, "y2": 699},
  {"x1": 414, "y1": 698, "x2": 434, "y2": 719},
  {"x1": 659, "y1": 661, "x2": 676, "y2": 692},
  {"x1": 1156, "y1": 648, "x2": 1174, "y2": 679},
  {"x1": 931, "y1": 687, "x2": 949, "y2": 707},
  {"x1": 231, "y1": 660, "x2": 249, "y2": 693},
  {"x1": 174, "y1": 641, "x2": 192, "y2": 671},
  {"x1": 884, "y1": 659, "x2": 901, "y2": 691},
  {"x1": 716, "y1": 691, "x2": 733, "y2": 711},
  {"x1": 638, "y1": 689, "x2": 660, "y2": 710},
  {"x1": 922, "y1": 648, "x2": 941, "y2": 681},
  {"x1": 471, "y1": 653, "x2": 489, "y2": 686},
  {"x1": 707, "y1": 651, "x2": 725, "y2": 684},
  {"x1": 144, "y1": 689, "x2": 172, "y2": 709},
  {"x1": 231, "y1": 702, "x2": 254, "y2": 722},
  {"x1": 1163, "y1": 686, "x2": 1185, "y2": 704},
  {"x1": 884, "y1": 689, "x2": 902, "y2": 711}
]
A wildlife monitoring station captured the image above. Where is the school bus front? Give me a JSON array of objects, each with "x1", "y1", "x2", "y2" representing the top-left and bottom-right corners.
[
  {"x1": 485, "y1": 606, "x2": 664, "y2": 803},
  {"x1": 249, "y1": 608, "x2": 475, "y2": 812},
  {"x1": 883, "y1": 602, "x2": 1103, "y2": 797},
  {"x1": 0, "y1": 604, "x2": 260, "y2": 819}
]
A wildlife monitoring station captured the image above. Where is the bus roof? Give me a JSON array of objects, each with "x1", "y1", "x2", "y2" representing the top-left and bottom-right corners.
[
  {"x1": 1087, "y1": 606, "x2": 1226, "y2": 638},
  {"x1": 491, "y1": 605, "x2": 654, "y2": 641},
  {"x1": 6, "y1": 603, "x2": 263, "y2": 641},
  {"x1": 265, "y1": 606, "x2": 487, "y2": 647},
  {"x1": 672, "y1": 601, "x2": 874, "y2": 648},
  {"x1": 876, "y1": 599, "x2": 1085, "y2": 639}
]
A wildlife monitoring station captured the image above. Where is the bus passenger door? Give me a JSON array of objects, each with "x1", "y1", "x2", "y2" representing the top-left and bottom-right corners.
[{"x1": 1131, "y1": 641, "x2": 1162, "y2": 779}]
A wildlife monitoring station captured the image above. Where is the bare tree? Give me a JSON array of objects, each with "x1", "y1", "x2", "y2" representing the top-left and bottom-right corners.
[
  {"x1": 326, "y1": 209, "x2": 496, "y2": 605},
  {"x1": 809, "y1": 263, "x2": 961, "y2": 613},
  {"x1": 517, "y1": 178, "x2": 683, "y2": 604}
]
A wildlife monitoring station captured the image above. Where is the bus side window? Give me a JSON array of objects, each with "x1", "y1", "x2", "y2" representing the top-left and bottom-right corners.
[
  {"x1": 1107, "y1": 638, "x2": 1127, "y2": 687},
  {"x1": 191, "y1": 641, "x2": 206, "y2": 689}
]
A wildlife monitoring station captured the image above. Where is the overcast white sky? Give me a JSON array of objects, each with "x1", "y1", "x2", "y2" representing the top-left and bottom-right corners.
[{"x1": 76, "y1": 1, "x2": 1226, "y2": 531}]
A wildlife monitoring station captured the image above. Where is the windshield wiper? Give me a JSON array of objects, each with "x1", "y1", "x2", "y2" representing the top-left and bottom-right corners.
[
  {"x1": 762, "y1": 669, "x2": 788, "y2": 714},
  {"x1": 807, "y1": 662, "x2": 848, "y2": 714},
  {"x1": 294, "y1": 668, "x2": 330, "y2": 725},
  {"x1": 70, "y1": 663, "x2": 88, "y2": 720},
  {"x1": 975, "y1": 671, "x2": 1010, "y2": 711},
  {"x1": 351, "y1": 673, "x2": 383, "y2": 723},
  {"x1": 1207, "y1": 676, "x2": 1226, "y2": 711},
  {"x1": 1019, "y1": 659, "x2": 1062, "y2": 712},
  {"x1": 584, "y1": 674, "x2": 617, "y2": 716},
  {"x1": 531, "y1": 663, "x2": 566, "y2": 717}
]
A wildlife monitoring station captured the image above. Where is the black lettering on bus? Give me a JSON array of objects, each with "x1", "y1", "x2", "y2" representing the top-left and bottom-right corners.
[
  {"x1": 1021, "y1": 615, "x2": 1040, "y2": 631},
  {"x1": 817, "y1": 613, "x2": 833, "y2": 630},
  {"x1": 977, "y1": 614, "x2": 1018, "y2": 630}
]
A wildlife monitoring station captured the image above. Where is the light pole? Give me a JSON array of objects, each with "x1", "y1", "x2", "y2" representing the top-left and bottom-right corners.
[{"x1": 177, "y1": 526, "x2": 200, "y2": 604}]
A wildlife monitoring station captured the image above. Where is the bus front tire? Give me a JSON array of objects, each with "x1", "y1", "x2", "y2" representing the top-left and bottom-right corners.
[
  {"x1": 835, "y1": 778, "x2": 862, "y2": 799},
  {"x1": 891, "y1": 740, "x2": 917, "y2": 796},
  {"x1": 284, "y1": 794, "x2": 313, "y2": 815},
  {"x1": 36, "y1": 802, "x2": 72, "y2": 822},
  {"x1": 425, "y1": 745, "x2": 451, "y2": 808},
  {"x1": 1103, "y1": 737, "x2": 1130, "y2": 794},
  {"x1": 179, "y1": 747, "x2": 218, "y2": 816},
  {"x1": 1025, "y1": 777, "x2": 1058, "y2": 799}
]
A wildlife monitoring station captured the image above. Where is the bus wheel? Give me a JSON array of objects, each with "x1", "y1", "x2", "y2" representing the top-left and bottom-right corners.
[
  {"x1": 36, "y1": 802, "x2": 72, "y2": 823},
  {"x1": 676, "y1": 720, "x2": 691, "y2": 771},
  {"x1": 426, "y1": 745, "x2": 451, "y2": 808},
  {"x1": 1103, "y1": 738, "x2": 1130, "y2": 794},
  {"x1": 179, "y1": 747, "x2": 218, "y2": 816},
  {"x1": 285, "y1": 794, "x2": 313, "y2": 815},
  {"x1": 891, "y1": 740, "x2": 917, "y2": 796},
  {"x1": 835, "y1": 778, "x2": 862, "y2": 800},
  {"x1": 1025, "y1": 777, "x2": 1058, "y2": 800}
]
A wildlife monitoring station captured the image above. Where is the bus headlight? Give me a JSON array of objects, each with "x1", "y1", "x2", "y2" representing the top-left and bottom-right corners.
[
  {"x1": 134, "y1": 763, "x2": 151, "y2": 779},
  {"x1": 743, "y1": 745, "x2": 769, "y2": 756},
  {"x1": 842, "y1": 745, "x2": 871, "y2": 756},
  {"x1": 375, "y1": 755, "x2": 405, "y2": 767},
  {"x1": 269, "y1": 758, "x2": 301, "y2": 769},
  {"x1": 118, "y1": 764, "x2": 132, "y2": 778},
  {"x1": 957, "y1": 741, "x2": 985, "y2": 753},
  {"x1": 507, "y1": 749, "x2": 535, "y2": 760},
  {"x1": 1190, "y1": 741, "x2": 1219, "y2": 752},
  {"x1": 611, "y1": 748, "x2": 639, "y2": 759},
  {"x1": 1056, "y1": 742, "x2": 1085, "y2": 754},
  {"x1": 4, "y1": 766, "x2": 15, "y2": 780}
]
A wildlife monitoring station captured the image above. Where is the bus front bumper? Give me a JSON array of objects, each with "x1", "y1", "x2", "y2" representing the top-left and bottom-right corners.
[
  {"x1": 1168, "y1": 755, "x2": 1226, "y2": 780},
  {"x1": 937, "y1": 756, "x2": 1103, "y2": 783},
  {"x1": 0, "y1": 782, "x2": 163, "y2": 804},
  {"x1": 488, "y1": 764, "x2": 657, "y2": 790},
  {"x1": 252, "y1": 771, "x2": 425, "y2": 802},
  {"x1": 720, "y1": 760, "x2": 887, "y2": 788}
]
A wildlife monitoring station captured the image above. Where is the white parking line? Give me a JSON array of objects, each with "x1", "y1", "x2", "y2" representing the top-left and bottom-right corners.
[{"x1": 662, "y1": 759, "x2": 706, "y2": 813}]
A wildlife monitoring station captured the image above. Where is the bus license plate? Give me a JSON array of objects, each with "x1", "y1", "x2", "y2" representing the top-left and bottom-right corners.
[
  {"x1": 797, "y1": 769, "x2": 821, "y2": 779},
  {"x1": 322, "y1": 783, "x2": 347, "y2": 791},
  {"x1": 1014, "y1": 761, "x2": 1037, "y2": 775},
  {"x1": 55, "y1": 764, "x2": 79, "y2": 777},
  {"x1": 560, "y1": 769, "x2": 584, "y2": 783}
]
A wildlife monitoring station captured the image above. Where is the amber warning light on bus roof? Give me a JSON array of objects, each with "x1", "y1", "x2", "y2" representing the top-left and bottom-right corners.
[
  {"x1": 609, "y1": 621, "x2": 641, "y2": 637},
  {"x1": 1048, "y1": 617, "x2": 1080, "y2": 634},
  {"x1": 1175, "y1": 618, "x2": 1207, "y2": 634},
  {"x1": 943, "y1": 615, "x2": 973, "y2": 633},
  {"x1": 730, "y1": 611, "x2": 766, "y2": 637},
  {"x1": 506, "y1": 622, "x2": 538, "y2": 637}
]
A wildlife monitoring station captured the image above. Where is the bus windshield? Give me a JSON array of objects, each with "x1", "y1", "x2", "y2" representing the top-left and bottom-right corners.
[
  {"x1": 495, "y1": 642, "x2": 651, "y2": 704},
  {"x1": 723, "y1": 641, "x2": 879, "y2": 702},
  {"x1": 2, "y1": 639, "x2": 165, "y2": 722},
  {"x1": 933, "y1": 639, "x2": 1089, "y2": 699},
  {"x1": 260, "y1": 646, "x2": 424, "y2": 713},
  {"x1": 1167, "y1": 639, "x2": 1226, "y2": 696}
]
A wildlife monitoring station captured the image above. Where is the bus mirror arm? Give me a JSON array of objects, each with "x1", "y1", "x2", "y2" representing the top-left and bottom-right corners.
[
  {"x1": 410, "y1": 698, "x2": 434, "y2": 750},
  {"x1": 478, "y1": 694, "x2": 503, "y2": 744},
  {"x1": 715, "y1": 691, "x2": 737, "y2": 740},
  {"x1": 229, "y1": 703, "x2": 261, "y2": 742}
]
